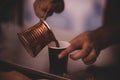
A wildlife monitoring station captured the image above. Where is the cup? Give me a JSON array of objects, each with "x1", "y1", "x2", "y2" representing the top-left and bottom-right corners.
[{"x1": 48, "y1": 41, "x2": 70, "y2": 76}]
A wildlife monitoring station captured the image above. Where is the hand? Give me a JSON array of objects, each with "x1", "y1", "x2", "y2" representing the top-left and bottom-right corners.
[
  {"x1": 33, "y1": 0, "x2": 64, "y2": 19},
  {"x1": 58, "y1": 31, "x2": 102, "y2": 65},
  {"x1": 0, "y1": 71, "x2": 31, "y2": 80}
]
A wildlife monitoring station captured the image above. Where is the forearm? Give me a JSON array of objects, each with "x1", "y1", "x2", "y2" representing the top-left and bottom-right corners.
[{"x1": 93, "y1": 25, "x2": 120, "y2": 50}]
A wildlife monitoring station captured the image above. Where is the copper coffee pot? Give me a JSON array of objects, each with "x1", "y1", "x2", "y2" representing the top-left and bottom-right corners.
[
  {"x1": 17, "y1": 9, "x2": 59, "y2": 57},
  {"x1": 18, "y1": 20, "x2": 58, "y2": 57}
]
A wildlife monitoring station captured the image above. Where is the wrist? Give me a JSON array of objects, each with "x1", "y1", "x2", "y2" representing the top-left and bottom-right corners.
[
  {"x1": 92, "y1": 27, "x2": 108, "y2": 50},
  {"x1": 93, "y1": 26, "x2": 120, "y2": 50}
]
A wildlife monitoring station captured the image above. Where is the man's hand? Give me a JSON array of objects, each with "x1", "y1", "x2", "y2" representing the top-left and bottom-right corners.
[
  {"x1": 34, "y1": 0, "x2": 64, "y2": 19},
  {"x1": 58, "y1": 25, "x2": 120, "y2": 65},
  {"x1": 58, "y1": 31, "x2": 102, "y2": 65},
  {"x1": 0, "y1": 71, "x2": 31, "y2": 80}
]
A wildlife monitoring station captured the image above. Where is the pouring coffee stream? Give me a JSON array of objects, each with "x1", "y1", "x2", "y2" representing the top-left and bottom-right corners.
[
  {"x1": 49, "y1": 30, "x2": 60, "y2": 47},
  {"x1": 42, "y1": 8, "x2": 60, "y2": 47}
]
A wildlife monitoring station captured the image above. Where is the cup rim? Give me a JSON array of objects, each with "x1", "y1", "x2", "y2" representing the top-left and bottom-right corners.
[{"x1": 48, "y1": 40, "x2": 70, "y2": 49}]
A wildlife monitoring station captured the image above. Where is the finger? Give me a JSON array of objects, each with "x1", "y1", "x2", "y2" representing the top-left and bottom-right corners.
[
  {"x1": 70, "y1": 46, "x2": 91, "y2": 60},
  {"x1": 33, "y1": 1, "x2": 45, "y2": 18},
  {"x1": 33, "y1": 0, "x2": 53, "y2": 18},
  {"x1": 47, "y1": 10, "x2": 54, "y2": 17},
  {"x1": 82, "y1": 49, "x2": 99, "y2": 65},
  {"x1": 58, "y1": 45, "x2": 75, "y2": 59},
  {"x1": 53, "y1": 0, "x2": 65, "y2": 13}
]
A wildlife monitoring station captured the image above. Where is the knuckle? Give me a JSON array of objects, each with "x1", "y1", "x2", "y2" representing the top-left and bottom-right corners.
[
  {"x1": 70, "y1": 56, "x2": 79, "y2": 60},
  {"x1": 82, "y1": 57, "x2": 96, "y2": 65},
  {"x1": 70, "y1": 54, "x2": 80, "y2": 60}
]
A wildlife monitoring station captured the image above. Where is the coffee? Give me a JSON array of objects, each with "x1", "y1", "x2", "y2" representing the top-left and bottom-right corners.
[{"x1": 48, "y1": 30, "x2": 60, "y2": 47}]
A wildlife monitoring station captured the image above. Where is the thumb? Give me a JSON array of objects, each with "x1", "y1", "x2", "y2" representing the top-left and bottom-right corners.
[{"x1": 53, "y1": 0, "x2": 64, "y2": 13}]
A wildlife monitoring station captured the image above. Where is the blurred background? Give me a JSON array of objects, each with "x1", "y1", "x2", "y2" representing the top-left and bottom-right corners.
[{"x1": 1, "y1": 0, "x2": 120, "y2": 79}]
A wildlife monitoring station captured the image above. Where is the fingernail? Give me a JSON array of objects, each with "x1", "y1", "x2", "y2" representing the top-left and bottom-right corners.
[{"x1": 58, "y1": 54, "x2": 63, "y2": 59}]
